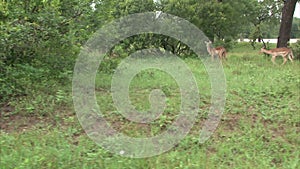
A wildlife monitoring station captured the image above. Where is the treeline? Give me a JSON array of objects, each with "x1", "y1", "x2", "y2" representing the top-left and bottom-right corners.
[{"x1": 1, "y1": 0, "x2": 299, "y2": 64}]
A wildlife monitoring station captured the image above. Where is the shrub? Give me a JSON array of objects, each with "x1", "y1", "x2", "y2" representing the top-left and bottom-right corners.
[{"x1": 291, "y1": 40, "x2": 300, "y2": 60}]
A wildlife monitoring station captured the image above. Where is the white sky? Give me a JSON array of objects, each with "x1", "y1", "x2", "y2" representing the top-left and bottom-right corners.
[
  {"x1": 294, "y1": 3, "x2": 300, "y2": 18},
  {"x1": 153, "y1": 1, "x2": 300, "y2": 18}
]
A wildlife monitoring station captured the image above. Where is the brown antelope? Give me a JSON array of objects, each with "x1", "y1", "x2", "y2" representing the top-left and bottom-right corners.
[
  {"x1": 205, "y1": 41, "x2": 227, "y2": 60},
  {"x1": 260, "y1": 47, "x2": 294, "y2": 65}
]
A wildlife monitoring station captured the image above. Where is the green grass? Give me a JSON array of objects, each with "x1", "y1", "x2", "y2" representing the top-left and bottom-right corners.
[{"x1": 1, "y1": 43, "x2": 300, "y2": 168}]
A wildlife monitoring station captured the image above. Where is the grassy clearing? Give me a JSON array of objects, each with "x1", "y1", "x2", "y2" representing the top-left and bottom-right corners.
[{"x1": 1, "y1": 43, "x2": 299, "y2": 168}]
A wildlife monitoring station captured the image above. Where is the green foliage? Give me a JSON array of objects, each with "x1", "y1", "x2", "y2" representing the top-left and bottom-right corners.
[
  {"x1": 0, "y1": 62, "x2": 43, "y2": 103},
  {"x1": 0, "y1": 0, "x2": 94, "y2": 104},
  {"x1": 0, "y1": 60, "x2": 72, "y2": 104},
  {"x1": 244, "y1": 0, "x2": 282, "y2": 40},
  {"x1": 113, "y1": 0, "x2": 156, "y2": 17},
  {"x1": 0, "y1": 0, "x2": 93, "y2": 66},
  {"x1": 291, "y1": 17, "x2": 300, "y2": 38},
  {"x1": 159, "y1": 0, "x2": 249, "y2": 40},
  {"x1": 291, "y1": 40, "x2": 300, "y2": 59},
  {"x1": 214, "y1": 38, "x2": 237, "y2": 51}
]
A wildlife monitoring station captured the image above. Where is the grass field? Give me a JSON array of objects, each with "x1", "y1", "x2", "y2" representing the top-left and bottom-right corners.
[{"x1": 1, "y1": 43, "x2": 299, "y2": 168}]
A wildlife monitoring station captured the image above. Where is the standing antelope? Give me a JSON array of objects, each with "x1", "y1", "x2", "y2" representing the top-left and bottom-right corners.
[
  {"x1": 205, "y1": 41, "x2": 227, "y2": 60},
  {"x1": 260, "y1": 47, "x2": 294, "y2": 65}
]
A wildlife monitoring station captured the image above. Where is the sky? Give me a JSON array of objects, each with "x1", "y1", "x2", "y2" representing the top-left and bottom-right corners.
[
  {"x1": 294, "y1": 3, "x2": 300, "y2": 18},
  {"x1": 153, "y1": 1, "x2": 300, "y2": 18}
]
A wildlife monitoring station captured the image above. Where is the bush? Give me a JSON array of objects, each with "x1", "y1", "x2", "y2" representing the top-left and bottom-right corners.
[
  {"x1": 0, "y1": 60, "x2": 73, "y2": 104},
  {"x1": 0, "y1": 62, "x2": 41, "y2": 103},
  {"x1": 291, "y1": 40, "x2": 300, "y2": 60}
]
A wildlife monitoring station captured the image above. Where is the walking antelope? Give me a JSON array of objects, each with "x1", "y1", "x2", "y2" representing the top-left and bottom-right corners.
[{"x1": 260, "y1": 47, "x2": 294, "y2": 65}]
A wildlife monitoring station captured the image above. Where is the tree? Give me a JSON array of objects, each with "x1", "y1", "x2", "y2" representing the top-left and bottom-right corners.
[
  {"x1": 0, "y1": 0, "x2": 94, "y2": 66},
  {"x1": 157, "y1": 0, "x2": 251, "y2": 51},
  {"x1": 277, "y1": 0, "x2": 298, "y2": 47},
  {"x1": 0, "y1": 0, "x2": 95, "y2": 102},
  {"x1": 243, "y1": 0, "x2": 282, "y2": 48}
]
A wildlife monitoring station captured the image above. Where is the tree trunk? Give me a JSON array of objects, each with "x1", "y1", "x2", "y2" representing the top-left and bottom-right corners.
[{"x1": 277, "y1": 0, "x2": 297, "y2": 48}]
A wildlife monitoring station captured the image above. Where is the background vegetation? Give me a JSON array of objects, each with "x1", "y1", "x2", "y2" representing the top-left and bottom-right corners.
[
  {"x1": 1, "y1": 0, "x2": 299, "y2": 168},
  {"x1": 1, "y1": 0, "x2": 299, "y2": 104}
]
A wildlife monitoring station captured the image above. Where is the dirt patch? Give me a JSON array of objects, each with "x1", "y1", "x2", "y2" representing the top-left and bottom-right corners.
[
  {"x1": 0, "y1": 103, "x2": 72, "y2": 133},
  {"x1": 1, "y1": 112, "x2": 46, "y2": 133},
  {"x1": 220, "y1": 113, "x2": 243, "y2": 132},
  {"x1": 269, "y1": 125, "x2": 286, "y2": 140},
  {"x1": 1, "y1": 103, "x2": 15, "y2": 113}
]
